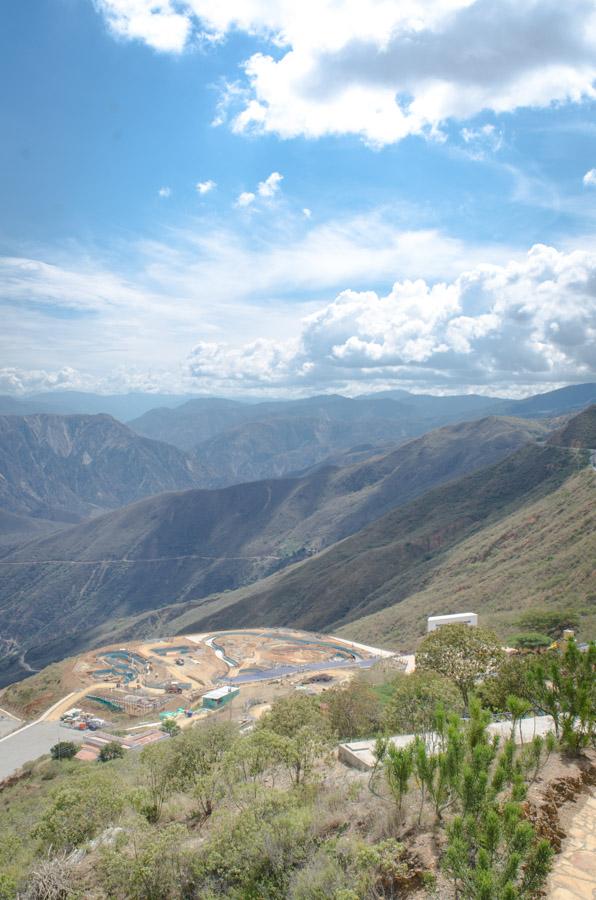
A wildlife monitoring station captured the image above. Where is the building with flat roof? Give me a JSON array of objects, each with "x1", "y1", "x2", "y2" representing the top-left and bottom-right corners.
[
  {"x1": 427, "y1": 612, "x2": 478, "y2": 632},
  {"x1": 201, "y1": 685, "x2": 239, "y2": 710}
]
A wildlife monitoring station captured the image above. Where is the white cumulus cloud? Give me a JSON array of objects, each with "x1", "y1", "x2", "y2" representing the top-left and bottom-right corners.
[
  {"x1": 158, "y1": 186, "x2": 171, "y2": 197},
  {"x1": 95, "y1": 1, "x2": 596, "y2": 145},
  {"x1": 236, "y1": 191, "x2": 256, "y2": 207},
  {"x1": 257, "y1": 171, "x2": 283, "y2": 198},
  {"x1": 95, "y1": 0, "x2": 191, "y2": 52},
  {"x1": 187, "y1": 244, "x2": 596, "y2": 391},
  {"x1": 583, "y1": 169, "x2": 596, "y2": 187},
  {"x1": 196, "y1": 179, "x2": 216, "y2": 194}
]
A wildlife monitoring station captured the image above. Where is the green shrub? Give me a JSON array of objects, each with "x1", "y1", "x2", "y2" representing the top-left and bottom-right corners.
[
  {"x1": 325, "y1": 679, "x2": 382, "y2": 739},
  {"x1": 98, "y1": 741, "x2": 125, "y2": 762},
  {"x1": 529, "y1": 638, "x2": 596, "y2": 755},
  {"x1": 49, "y1": 741, "x2": 78, "y2": 761},
  {"x1": 100, "y1": 824, "x2": 192, "y2": 900},
  {"x1": 32, "y1": 769, "x2": 126, "y2": 849},
  {"x1": 258, "y1": 695, "x2": 333, "y2": 785}
]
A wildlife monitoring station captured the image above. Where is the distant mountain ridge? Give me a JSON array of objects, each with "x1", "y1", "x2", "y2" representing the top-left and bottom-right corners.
[
  {"x1": 0, "y1": 413, "x2": 208, "y2": 524},
  {"x1": 0, "y1": 391, "x2": 200, "y2": 420},
  {"x1": 128, "y1": 384, "x2": 596, "y2": 485}
]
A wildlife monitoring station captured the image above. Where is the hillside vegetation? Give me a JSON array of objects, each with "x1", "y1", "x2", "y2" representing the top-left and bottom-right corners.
[{"x1": 339, "y1": 468, "x2": 596, "y2": 649}]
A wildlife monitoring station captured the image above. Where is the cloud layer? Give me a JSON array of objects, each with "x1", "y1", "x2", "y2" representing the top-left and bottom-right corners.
[
  {"x1": 187, "y1": 244, "x2": 596, "y2": 391},
  {"x1": 3, "y1": 219, "x2": 595, "y2": 396},
  {"x1": 95, "y1": 0, "x2": 596, "y2": 145}
]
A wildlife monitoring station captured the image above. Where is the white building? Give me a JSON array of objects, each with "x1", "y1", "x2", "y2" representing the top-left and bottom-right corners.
[{"x1": 427, "y1": 612, "x2": 478, "y2": 632}]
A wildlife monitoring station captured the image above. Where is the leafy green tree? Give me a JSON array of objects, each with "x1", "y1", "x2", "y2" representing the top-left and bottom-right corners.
[
  {"x1": 516, "y1": 607, "x2": 580, "y2": 639},
  {"x1": 33, "y1": 769, "x2": 125, "y2": 849},
  {"x1": 222, "y1": 728, "x2": 287, "y2": 796},
  {"x1": 477, "y1": 655, "x2": 537, "y2": 713},
  {"x1": 416, "y1": 625, "x2": 505, "y2": 705},
  {"x1": 152, "y1": 721, "x2": 238, "y2": 821},
  {"x1": 138, "y1": 742, "x2": 175, "y2": 823},
  {"x1": 511, "y1": 633, "x2": 552, "y2": 650},
  {"x1": 98, "y1": 741, "x2": 125, "y2": 762},
  {"x1": 258, "y1": 694, "x2": 329, "y2": 739},
  {"x1": 259, "y1": 694, "x2": 334, "y2": 785},
  {"x1": 325, "y1": 679, "x2": 382, "y2": 739},
  {"x1": 277, "y1": 726, "x2": 333, "y2": 786},
  {"x1": 166, "y1": 721, "x2": 237, "y2": 791},
  {"x1": 384, "y1": 670, "x2": 463, "y2": 736},
  {"x1": 528, "y1": 637, "x2": 596, "y2": 754},
  {"x1": 161, "y1": 718, "x2": 181, "y2": 736},
  {"x1": 49, "y1": 741, "x2": 78, "y2": 761}
]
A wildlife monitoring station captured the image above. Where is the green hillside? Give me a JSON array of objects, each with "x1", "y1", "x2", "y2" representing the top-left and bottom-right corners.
[
  {"x1": 548, "y1": 403, "x2": 596, "y2": 449},
  {"x1": 339, "y1": 467, "x2": 596, "y2": 649}
]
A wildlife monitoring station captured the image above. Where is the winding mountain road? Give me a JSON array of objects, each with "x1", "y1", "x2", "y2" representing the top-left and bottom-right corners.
[{"x1": 0, "y1": 553, "x2": 283, "y2": 566}]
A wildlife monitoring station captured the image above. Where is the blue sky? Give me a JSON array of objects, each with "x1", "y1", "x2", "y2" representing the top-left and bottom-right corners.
[{"x1": 1, "y1": 0, "x2": 596, "y2": 397}]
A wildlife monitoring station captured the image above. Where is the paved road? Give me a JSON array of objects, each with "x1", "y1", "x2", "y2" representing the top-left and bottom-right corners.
[
  {"x1": 0, "y1": 708, "x2": 22, "y2": 739},
  {"x1": 0, "y1": 722, "x2": 85, "y2": 780},
  {"x1": 339, "y1": 716, "x2": 556, "y2": 770}
]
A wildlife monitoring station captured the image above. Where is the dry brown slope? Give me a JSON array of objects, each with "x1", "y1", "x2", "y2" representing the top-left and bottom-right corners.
[{"x1": 339, "y1": 467, "x2": 596, "y2": 650}]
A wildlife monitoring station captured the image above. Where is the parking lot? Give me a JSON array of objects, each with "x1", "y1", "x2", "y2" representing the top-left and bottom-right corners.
[{"x1": 0, "y1": 722, "x2": 85, "y2": 781}]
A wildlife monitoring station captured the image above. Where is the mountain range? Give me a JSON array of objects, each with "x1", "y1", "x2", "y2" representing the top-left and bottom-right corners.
[
  {"x1": 0, "y1": 414, "x2": 207, "y2": 533},
  {"x1": 0, "y1": 387, "x2": 594, "y2": 687}
]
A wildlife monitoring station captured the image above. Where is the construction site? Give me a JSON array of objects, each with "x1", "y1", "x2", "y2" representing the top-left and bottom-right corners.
[{"x1": 23, "y1": 629, "x2": 394, "y2": 736}]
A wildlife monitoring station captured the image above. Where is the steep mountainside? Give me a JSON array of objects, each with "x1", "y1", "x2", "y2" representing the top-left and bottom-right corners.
[
  {"x1": 548, "y1": 404, "x2": 596, "y2": 448},
  {"x1": 139, "y1": 443, "x2": 585, "y2": 644},
  {"x1": 0, "y1": 414, "x2": 207, "y2": 523},
  {"x1": 0, "y1": 510, "x2": 65, "y2": 551},
  {"x1": 340, "y1": 467, "x2": 595, "y2": 649},
  {"x1": 0, "y1": 415, "x2": 547, "y2": 684},
  {"x1": 190, "y1": 413, "x2": 416, "y2": 487},
  {"x1": 34, "y1": 441, "x2": 589, "y2": 671}
]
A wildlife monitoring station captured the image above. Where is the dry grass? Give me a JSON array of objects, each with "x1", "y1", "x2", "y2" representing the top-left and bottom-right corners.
[{"x1": 340, "y1": 469, "x2": 596, "y2": 651}]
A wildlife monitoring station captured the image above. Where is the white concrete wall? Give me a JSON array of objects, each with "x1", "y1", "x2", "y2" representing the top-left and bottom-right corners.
[{"x1": 427, "y1": 612, "x2": 478, "y2": 632}]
